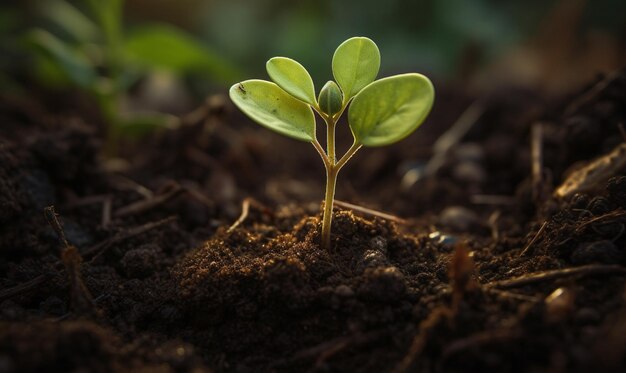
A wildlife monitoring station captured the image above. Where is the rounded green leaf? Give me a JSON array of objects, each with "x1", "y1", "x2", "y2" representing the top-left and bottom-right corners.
[
  {"x1": 266, "y1": 57, "x2": 316, "y2": 106},
  {"x1": 348, "y1": 73, "x2": 434, "y2": 147},
  {"x1": 332, "y1": 37, "x2": 380, "y2": 101},
  {"x1": 229, "y1": 79, "x2": 315, "y2": 142}
]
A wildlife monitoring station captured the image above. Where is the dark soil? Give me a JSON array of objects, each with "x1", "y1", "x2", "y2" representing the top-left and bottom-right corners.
[{"x1": 1, "y1": 71, "x2": 626, "y2": 372}]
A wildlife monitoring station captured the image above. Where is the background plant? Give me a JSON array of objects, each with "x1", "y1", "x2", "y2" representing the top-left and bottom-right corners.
[
  {"x1": 230, "y1": 36, "x2": 434, "y2": 250},
  {"x1": 23, "y1": 0, "x2": 240, "y2": 153}
]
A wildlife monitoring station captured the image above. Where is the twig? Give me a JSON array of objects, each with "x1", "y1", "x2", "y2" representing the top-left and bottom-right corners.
[
  {"x1": 484, "y1": 288, "x2": 541, "y2": 303},
  {"x1": 182, "y1": 183, "x2": 215, "y2": 210},
  {"x1": 108, "y1": 174, "x2": 154, "y2": 199},
  {"x1": 85, "y1": 216, "x2": 178, "y2": 262},
  {"x1": 226, "y1": 198, "x2": 272, "y2": 233},
  {"x1": 519, "y1": 221, "x2": 548, "y2": 257},
  {"x1": 487, "y1": 210, "x2": 501, "y2": 241},
  {"x1": 44, "y1": 206, "x2": 69, "y2": 249},
  {"x1": 0, "y1": 216, "x2": 177, "y2": 302},
  {"x1": 486, "y1": 264, "x2": 626, "y2": 290},
  {"x1": 334, "y1": 200, "x2": 407, "y2": 224},
  {"x1": 575, "y1": 209, "x2": 626, "y2": 234},
  {"x1": 424, "y1": 99, "x2": 486, "y2": 178},
  {"x1": 44, "y1": 206, "x2": 95, "y2": 316},
  {"x1": 227, "y1": 198, "x2": 251, "y2": 233},
  {"x1": 101, "y1": 196, "x2": 112, "y2": 227},
  {"x1": 284, "y1": 330, "x2": 387, "y2": 368},
  {"x1": 0, "y1": 273, "x2": 50, "y2": 301},
  {"x1": 531, "y1": 122, "x2": 548, "y2": 206},
  {"x1": 442, "y1": 329, "x2": 522, "y2": 359},
  {"x1": 470, "y1": 195, "x2": 516, "y2": 205},
  {"x1": 564, "y1": 71, "x2": 621, "y2": 116},
  {"x1": 114, "y1": 184, "x2": 183, "y2": 217},
  {"x1": 63, "y1": 194, "x2": 110, "y2": 209}
]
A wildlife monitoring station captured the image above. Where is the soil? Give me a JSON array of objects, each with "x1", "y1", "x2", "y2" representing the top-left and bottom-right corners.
[{"x1": 1, "y1": 71, "x2": 626, "y2": 372}]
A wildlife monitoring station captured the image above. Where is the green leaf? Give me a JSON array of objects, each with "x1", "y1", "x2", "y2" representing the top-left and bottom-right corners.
[
  {"x1": 266, "y1": 57, "x2": 316, "y2": 106},
  {"x1": 332, "y1": 37, "x2": 380, "y2": 101},
  {"x1": 348, "y1": 73, "x2": 434, "y2": 147},
  {"x1": 229, "y1": 80, "x2": 316, "y2": 142},
  {"x1": 25, "y1": 29, "x2": 97, "y2": 89},
  {"x1": 124, "y1": 24, "x2": 240, "y2": 82},
  {"x1": 40, "y1": 0, "x2": 99, "y2": 43}
]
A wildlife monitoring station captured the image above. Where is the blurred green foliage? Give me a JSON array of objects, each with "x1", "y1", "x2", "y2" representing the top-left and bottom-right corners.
[{"x1": 3, "y1": 0, "x2": 241, "y2": 147}]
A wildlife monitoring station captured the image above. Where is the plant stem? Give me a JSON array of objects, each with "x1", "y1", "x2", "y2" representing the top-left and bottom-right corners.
[
  {"x1": 317, "y1": 110, "x2": 361, "y2": 251},
  {"x1": 320, "y1": 115, "x2": 337, "y2": 250},
  {"x1": 321, "y1": 166, "x2": 338, "y2": 250}
]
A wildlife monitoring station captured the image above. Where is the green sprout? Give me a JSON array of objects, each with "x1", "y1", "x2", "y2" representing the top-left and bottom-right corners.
[{"x1": 230, "y1": 37, "x2": 434, "y2": 250}]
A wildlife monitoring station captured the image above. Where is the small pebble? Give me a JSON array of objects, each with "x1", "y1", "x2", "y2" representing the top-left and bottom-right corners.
[
  {"x1": 607, "y1": 176, "x2": 626, "y2": 207},
  {"x1": 121, "y1": 244, "x2": 161, "y2": 278},
  {"x1": 335, "y1": 285, "x2": 354, "y2": 297},
  {"x1": 358, "y1": 249, "x2": 388, "y2": 271},
  {"x1": 428, "y1": 231, "x2": 459, "y2": 246},
  {"x1": 454, "y1": 143, "x2": 484, "y2": 163},
  {"x1": 439, "y1": 206, "x2": 479, "y2": 231},
  {"x1": 571, "y1": 240, "x2": 624, "y2": 264},
  {"x1": 40, "y1": 296, "x2": 66, "y2": 316},
  {"x1": 452, "y1": 161, "x2": 486, "y2": 184},
  {"x1": 575, "y1": 307, "x2": 601, "y2": 325},
  {"x1": 369, "y1": 236, "x2": 388, "y2": 254},
  {"x1": 586, "y1": 196, "x2": 611, "y2": 215}
]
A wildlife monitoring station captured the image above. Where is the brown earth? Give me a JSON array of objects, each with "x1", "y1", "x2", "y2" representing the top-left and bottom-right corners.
[{"x1": 1, "y1": 71, "x2": 625, "y2": 372}]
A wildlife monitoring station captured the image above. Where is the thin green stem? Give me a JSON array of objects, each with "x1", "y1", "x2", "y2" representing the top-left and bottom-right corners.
[
  {"x1": 336, "y1": 141, "x2": 362, "y2": 171},
  {"x1": 321, "y1": 166, "x2": 338, "y2": 250},
  {"x1": 311, "y1": 138, "x2": 331, "y2": 168},
  {"x1": 320, "y1": 114, "x2": 337, "y2": 250}
]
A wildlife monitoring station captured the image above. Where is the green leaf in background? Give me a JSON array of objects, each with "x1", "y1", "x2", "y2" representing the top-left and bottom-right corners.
[
  {"x1": 41, "y1": 0, "x2": 99, "y2": 43},
  {"x1": 348, "y1": 73, "x2": 434, "y2": 147},
  {"x1": 332, "y1": 37, "x2": 380, "y2": 101},
  {"x1": 266, "y1": 57, "x2": 317, "y2": 106},
  {"x1": 124, "y1": 24, "x2": 240, "y2": 82},
  {"x1": 25, "y1": 29, "x2": 97, "y2": 89},
  {"x1": 229, "y1": 79, "x2": 316, "y2": 142}
]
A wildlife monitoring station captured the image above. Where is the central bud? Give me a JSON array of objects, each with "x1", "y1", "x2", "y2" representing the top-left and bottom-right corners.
[{"x1": 318, "y1": 81, "x2": 343, "y2": 116}]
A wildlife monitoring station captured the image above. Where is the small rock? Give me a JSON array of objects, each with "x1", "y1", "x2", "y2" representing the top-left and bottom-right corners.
[
  {"x1": 454, "y1": 143, "x2": 484, "y2": 163},
  {"x1": 607, "y1": 176, "x2": 626, "y2": 207},
  {"x1": 428, "y1": 231, "x2": 458, "y2": 246},
  {"x1": 452, "y1": 161, "x2": 486, "y2": 184},
  {"x1": 369, "y1": 236, "x2": 388, "y2": 254},
  {"x1": 571, "y1": 240, "x2": 624, "y2": 264},
  {"x1": 358, "y1": 249, "x2": 389, "y2": 271},
  {"x1": 439, "y1": 206, "x2": 479, "y2": 231},
  {"x1": 569, "y1": 193, "x2": 590, "y2": 210},
  {"x1": 335, "y1": 285, "x2": 354, "y2": 297},
  {"x1": 575, "y1": 307, "x2": 601, "y2": 325},
  {"x1": 358, "y1": 266, "x2": 406, "y2": 302},
  {"x1": 587, "y1": 196, "x2": 611, "y2": 215},
  {"x1": 40, "y1": 296, "x2": 66, "y2": 316},
  {"x1": 121, "y1": 244, "x2": 161, "y2": 278}
]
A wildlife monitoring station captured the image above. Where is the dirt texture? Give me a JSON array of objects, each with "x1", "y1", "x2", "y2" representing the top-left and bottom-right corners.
[{"x1": 1, "y1": 71, "x2": 626, "y2": 372}]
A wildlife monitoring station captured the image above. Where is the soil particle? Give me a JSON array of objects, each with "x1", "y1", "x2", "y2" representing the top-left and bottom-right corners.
[{"x1": 571, "y1": 240, "x2": 625, "y2": 264}]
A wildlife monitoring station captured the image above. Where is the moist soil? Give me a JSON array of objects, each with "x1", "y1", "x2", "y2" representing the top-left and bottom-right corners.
[{"x1": 1, "y1": 72, "x2": 626, "y2": 372}]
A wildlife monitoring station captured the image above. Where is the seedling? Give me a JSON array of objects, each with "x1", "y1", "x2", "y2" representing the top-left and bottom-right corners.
[{"x1": 230, "y1": 37, "x2": 434, "y2": 250}]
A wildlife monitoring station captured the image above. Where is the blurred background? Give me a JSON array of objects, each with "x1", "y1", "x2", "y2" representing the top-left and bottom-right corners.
[{"x1": 1, "y1": 0, "x2": 624, "y2": 112}]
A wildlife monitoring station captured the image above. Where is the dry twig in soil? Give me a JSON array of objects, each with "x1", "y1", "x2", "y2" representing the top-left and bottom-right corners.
[
  {"x1": 334, "y1": 200, "x2": 407, "y2": 224},
  {"x1": 486, "y1": 264, "x2": 626, "y2": 290}
]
